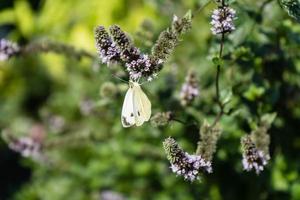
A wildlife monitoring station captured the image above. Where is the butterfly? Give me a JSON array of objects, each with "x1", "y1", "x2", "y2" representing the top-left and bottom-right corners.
[{"x1": 121, "y1": 80, "x2": 151, "y2": 127}]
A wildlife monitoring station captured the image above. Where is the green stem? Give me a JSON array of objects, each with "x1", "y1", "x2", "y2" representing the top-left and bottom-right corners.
[
  {"x1": 211, "y1": 4, "x2": 226, "y2": 127},
  {"x1": 215, "y1": 33, "x2": 225, "y2": 106},
  {"x1": 171, "y1": 118, "x2": 199, "y2": 128}
]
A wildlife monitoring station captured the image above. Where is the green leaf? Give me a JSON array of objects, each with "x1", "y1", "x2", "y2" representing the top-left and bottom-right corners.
[
  {"x1": 0, "y1": 9, "x2": 16, "y2": 24},
  {"x1": 14, "y1": 0, "x2": 34, "y2": 37},
  {"x1": 212, "y1": 57, "x2": 224, "y2": 66},
  {"x1": 280, "y1": 0, "x2": 300, "y2": 23},
  {"x1": 291, "y1": 182, "x2": 300, "y2": 200},
  {"x1": 243, "y1": 84, "x2": 265, "y2": 101},
  {"x1": 261, "y1": 113, "x2": 277, "y2": 126},
  {"x1": 220, "y1": 88, "x2": 233, "y2": 105},
  {"x1": 272, "y1": 154, "x2": 289, "y2": 191}
]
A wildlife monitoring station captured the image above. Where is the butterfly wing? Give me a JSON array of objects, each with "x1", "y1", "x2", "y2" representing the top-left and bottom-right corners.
[
  {"x1": 132, "y1": 84, "x2": 151, "y2": 126},
  {"x1": 121, "y1": 87, "x2": 136, "y2": 127}
]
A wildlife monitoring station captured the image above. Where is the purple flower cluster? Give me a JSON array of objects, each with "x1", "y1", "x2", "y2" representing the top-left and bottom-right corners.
[
  {"x1": 0, "y1": 39, "x2": 20, "y2": 61},
  {"x1": 170, "y1": 152, "x2": 212, "y2": 181},
  {"x1": 125, "y1": 54, "x2": 161, "y2": 81},
  {"x1": 9, "y1": 136, "x2": 43, "y2": 160},
  {"x1": 94, "y1": 26, "x2": 120, "y2": 65},
  {"x1": 79, "y1": 99, "x2": 95, "y2": 116},
  {"x1": 180, "y1": 83, "x2": 199, "y2": 104},
  {"x1": 242, "y1": 150, "x2": 269, "y2": 174},
  {"x1": 180, "y1": 70, "x2": 199, "y2": 106},
  {"x1": 95, "y1": 25, "x2": 163, "y2": 81},
  {"x1": 163, "y1": 137, "x2": 212, "y2": 182},
  {"x1": 100, "y1": 190, "x2": 126, "y2": 200},
  {"x1": 211, "y1": 6, "x2": 236, "y2": 35},
  {"x1": 100, "y1": 42, "x2": 120, "y2": 65},
  {"x1": 241, "y1": 136, "x2": 269, "y2": 174}
]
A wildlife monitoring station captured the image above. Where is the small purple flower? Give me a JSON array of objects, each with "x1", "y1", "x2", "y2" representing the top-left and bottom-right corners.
[
  {"x1": 100, "y1": 190, "x2": 126, "y2": 200},
  {"x1": 180, "y1": 83, "x2": 199, "y2": 100},
  {"x1": 125, "y1": 54, "x2": 155, "y2": 81},
  {"x1": 8, "y1": 136, "x2": 43, "y2": 160},
  {"x1": 163, "y1": 137, "x2": 212, "y2": 182},
  {"x1": 47, "y1": 115, "x2": 65, "y2": 133},
  {"x1": 95, "y1": 26, "x2": 120, "y2": 65},
  {"x1": 170, "y1": 153, "x2": 212, "y2": 181},
  {"x1": 79, "y1": 99, "x2": 95, "y2": 116},
  {"x1": 99, "y1": 42, "x2": 120, "y2": 65},
  {"x1": 180, "y1": 70, "x2": 199, "y2": 106},
  {"x1": 0, "y1": 39, "x2": 20, "y2": 61},
  {"x1": 211, "y1": 6, "x2": 236, "y2": 35},
  {"x1": 241, "y1": 135, "x2": 269, "y2": 174}
]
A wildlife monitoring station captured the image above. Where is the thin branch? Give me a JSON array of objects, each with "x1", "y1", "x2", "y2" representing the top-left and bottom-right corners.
[
  {"x1": 215, "y1": 32, "x2": 225, "y2": 106},
  {"x1": 211, "y1": 0, "x2": 226, "y2": 127},
  {"x1": 20, "y1": 40, "x2": 97, "y2": 60},
  {"x1": 171, "y1": 118, "x2": 199, "y2": 128},
  {"x1": 171, "y1": 118, "x2": 187, "y2": 124}
]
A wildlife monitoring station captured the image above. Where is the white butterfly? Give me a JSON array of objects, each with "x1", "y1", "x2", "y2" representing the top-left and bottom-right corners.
[{"x1": 121, "y1": 80, "x2": 151, "y2": 127}]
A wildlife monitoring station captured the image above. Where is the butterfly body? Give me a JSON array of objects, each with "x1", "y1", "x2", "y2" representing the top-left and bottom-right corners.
[{"x1": 121, "y1": 81, "x2": 151, "y2": 127}]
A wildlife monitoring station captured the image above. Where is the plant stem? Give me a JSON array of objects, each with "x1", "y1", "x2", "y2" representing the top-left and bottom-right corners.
[
  {"x1": 216, "y1": 33, "x2": 225, "y2": 106},
  {"x1": 172, "y1": 118, "x2": 187, "y2": 125},
  {"x1": 211, "y1": 32, "x2": 225, "y2": 127},
  {"x1": 211, "y1": 0, "x2": 226, "y2": 127},
  {"x1": 171, "y1": 118, "x2": 199, "y2": 128},
  {"x1": 20, "y1": 40, "x2": 96, "y2": 60}
]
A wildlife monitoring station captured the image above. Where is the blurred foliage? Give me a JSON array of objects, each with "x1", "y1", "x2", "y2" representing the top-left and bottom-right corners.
[{"x1": 0, "y1": 0, "x2": 300, "y2": 200}]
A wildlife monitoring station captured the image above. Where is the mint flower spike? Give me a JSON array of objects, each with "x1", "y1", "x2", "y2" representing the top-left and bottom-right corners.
[
  {"x1": 2, "y1": 129, "x2": 45, "y2": 162},
  {"x1": 241, "y1": 113, "x2": 275, "y2": 174},
  {"x1": 172, "y1": 10, "x2": 192, "y2": 35},
  {"x1": 94, "y1": 26, "x2": 120, "y2": 65},
  {"x1": 150, "y1": 111, "x2": 173, "y2": 127},
  {"x1": 151, "y1": 10, "x2": 192, "y2": 63},
  {"x1": 180, "y1": 69, "x2": 199, "y2": 106},
  {"x1": 196, "y1": 120, "x2": 222, "y2": 162},
  {"x1": 94, "y1": 11, "x2": 191, "y2": 81},
  {"x1": 109, "y1": 25, "x2": 138, "y2": 65},
  {"x1": 241, "y1": 135, "x2": 269, "y2": 174},
  {"x1": 163, "y1": 137, "x2": 212, "y2": 182},
  {"x1": 0, "y1": 39, "x2": 20, "y2": 61},
  {"x1": 109, "y1": 25, "x2": 161, "y2": 81},
  {"x1": 210, "y1": 6, "x2": 236, "y2": 35}
]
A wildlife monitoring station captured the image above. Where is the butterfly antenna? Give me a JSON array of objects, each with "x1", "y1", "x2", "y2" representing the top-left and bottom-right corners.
[{"x1": 112, "y1": 74, "x2": 128, "y2": 83}]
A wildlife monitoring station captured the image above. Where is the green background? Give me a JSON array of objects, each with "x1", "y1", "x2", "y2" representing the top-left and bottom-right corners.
[{"x1": 0, "y1": 0, "x2": 300, "y2": 199}]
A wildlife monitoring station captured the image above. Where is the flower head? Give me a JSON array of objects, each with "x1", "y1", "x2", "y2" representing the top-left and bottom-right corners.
[
  {"x1": 150, "y1": 111, "x2": 173, "y2": 127},
  {"x1": 109, "y1": 25, "x2": 161, "y2": 81},
  {"x1": 241, "y1": 135, "x2": 269, "y2": 174},
  {"x1": 2, "y1": 125, "x2": 45, "y2": 161},
  {"x1": 196, "y1": 120, "x2": 222, "y2": 162},
  {"x1": 211, "y1": 6, "x2": 236, "y2": 35},
  {"x1": 79, "y1": 99, "x2": 95, "y2": 116},
  {"x1": 180, "y1": 69, "x2": 199, "y2": 106},
  {"x1": 94, "y1": 26, "x2": 120, "y2": 64},
  {"x1": 94, "y1": 11, "x2": 191, "y2": 82},
  {"x1": 0, "y1": 39, "x2": 20, "y2": 61},
  {"x1": 100, "y1": 190, "x2": 126, "y2": 200},
  {"x1": 9, "y1": 136, "x2": 42, "y2": 158},
  {"x1": 163, "y1": 137, "x2": 212, "y2": 182}
]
